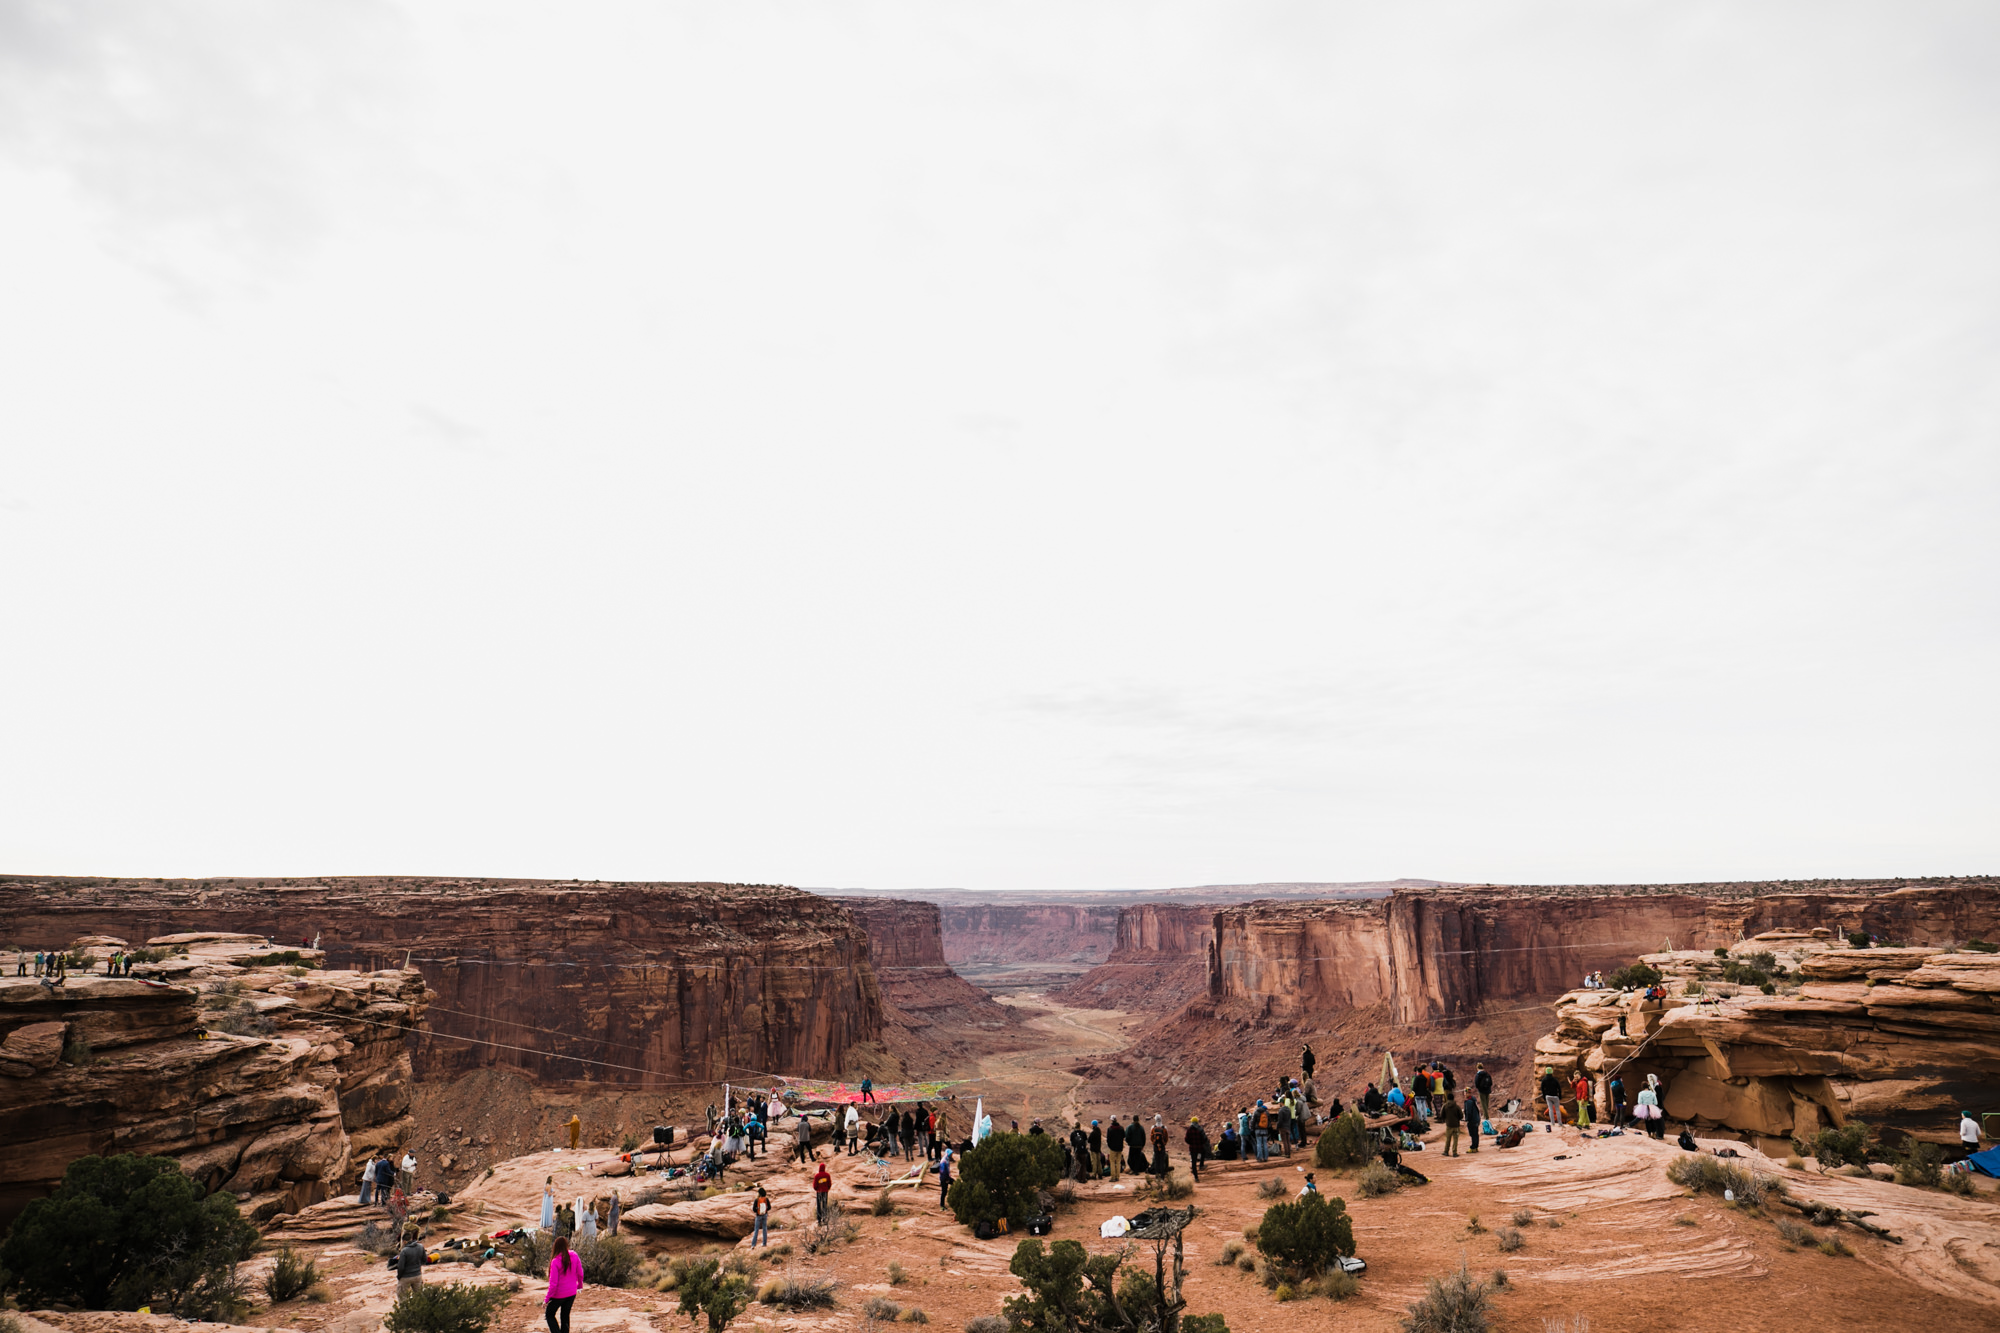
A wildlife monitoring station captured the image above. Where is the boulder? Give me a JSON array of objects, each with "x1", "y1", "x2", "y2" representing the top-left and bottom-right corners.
[{"x1": 0, "y1": 1022, "x2": 67, "y2": 1074}]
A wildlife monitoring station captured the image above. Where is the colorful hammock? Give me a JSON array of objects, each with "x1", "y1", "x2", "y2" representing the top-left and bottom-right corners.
[{"x1": 776, "y1": 1076, "x2": 963, "y2": 1105}]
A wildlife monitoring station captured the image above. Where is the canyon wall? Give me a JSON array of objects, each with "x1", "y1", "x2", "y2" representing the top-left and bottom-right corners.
[
  {"x1": 1211, "y1": 878, "x2": 2000, "y2": 1026},
  {"x1": 0, "y1": 877, "x2": 882, "y2": 1087},
  {"x1": 0, "y1": 933, "x2": 429, "y2": 1222},
  {"x1": 1054, "y1": 903, "x2": 1216, "y2": 1010},
  {"x1": 832, "y1": 897, "x2": 1026, "y2": 1066},
  {"x1": 936, "y1": 904, "x2": 1122, "y2": 969}
]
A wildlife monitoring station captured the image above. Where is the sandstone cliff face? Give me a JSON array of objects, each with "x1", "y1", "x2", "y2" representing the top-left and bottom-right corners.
[
  {"x1": 1532, "y1": 933, "x2": 2000, "y2": 1152},
  {"x1": 832, "y1": 897, "x2": 1027, "y2": 1068},
  {"x1": 1054, "y1": 904, "x2": 1216, "y2": 1011},
  {"x1": 0, "y1": 933, "x2": 429, "y2": 1223},
  {"x1": 936, "y1": 904, "x2": 1122, "y2": 968},
  {"x1": 0, "y1": 877, "x2": 882, "y2": 1087},
  {"x1": 1210, "y1": 878, "x2": 2000, "y2": 1026}
]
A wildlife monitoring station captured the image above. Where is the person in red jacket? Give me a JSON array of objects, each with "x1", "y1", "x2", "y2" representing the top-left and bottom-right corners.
[{"x1": 812, "y1": 1162, "x2": 833, "y2": 1224}]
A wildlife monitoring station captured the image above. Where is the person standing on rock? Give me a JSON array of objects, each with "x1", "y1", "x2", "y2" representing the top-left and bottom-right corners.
[
  {"x1": 394, "y1": 1225, "x2": 426, "y2": 1301},
  {"x1": 577, "y1": 1197, "x2": 597, "y2": 1242},
  {"x1": 899, "y1": 1109, "x2": 917, "y2": 1161},
  {"x1": 1185, "y1": 1117, "x2": 1210, "y2": 1182},
  {"x1": 542, "y1": 1178, "x2": 557, "y2": 1232},
  {"x1": 1251, "y1": 1101, "x2": 1271, "y2": 1163},
  {"x1": 843, "y1": 1104, "x2": 861, "y2": 1155},
  {"x1": 1302, "y1": 1043, "x2": 1316, "y2": 1083},
  {"x1": 372, "y1": 1155, "x2": 397, "y2": 1216},
  {"x1": 937, "y1": 1147, "x2": 954, "y2": 1208},
  {"x1": 1105, "y1": 1121, "x2": 1121, "y2": 1181},
  {"x1": 860, "y1": 1075, "x2": 874, "y2": 1104},
  {"x1": 793, "y1": 1109, "x2": 816, "y2": 1164},
  {"x1": 544, "y1": 1231, "x2": 583, "y2": 1333},
  {"x1": 1149, "y1": 1116, "x2": 1170, "y2": 1176},
  {"x1": 1125, "y1": 1115, "x2": 1148, "y2": 1174},
  {"x1": 1609, "y1": 1075, "x2": 1629, "y2": 1128},
  {"x1": 357, "y1": 1156, "x2": 375, "y2": 1207},
  {"x1": 1634, "y1": 1074, "x2": 1664, "y2": 1139},
  {"x1": 1474, "y1": 1065, "x2": 1493, "y2": 1123},
  {"x1": 566, "y1": 1114, "x2": 582, "y2": 1151},
  {"x1": 1539, "y1": 1068, "x2": 1563, "y2": 1127},
  {"x1": 916, "y1": 1105, "x2": 932, "y2": 1160},
  {"x1": 1572, "y1": 1072, "x2": 1593, "y2": 1129},
  {"x1": 813, "y1": 1161, "x2": 833, "y2": 1223},
  {"x1": 1960, "y1": 1110, "x2": 1984, "y2": 1161},
  {"x1": 399, "y1": 1148, "x2": 418, "y2": 1193},
  {"x1": 607, "y1": 1191, "x2": 620, "y2": 1236},
  {"x1": 752, "y1": 1186, "x2": 772, "y2": 1245},
  {"x1": 1463, "y1": 1091, "x2": 1482, "y2": 1153},
  {"x1": 1441, "y1": 1093, "x2": 1462, "y2": 1156}
]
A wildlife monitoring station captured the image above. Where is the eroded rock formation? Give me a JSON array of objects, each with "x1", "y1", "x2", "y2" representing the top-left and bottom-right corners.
[
  {"x1": 936, "y1": 903, "x2": 1122, "y2": 970},
  {"x1": 1210, "y1": 878, "x2": 2000, "y2": 1026},
  {"x1": 1054, "y1": 903, "x2": 1216, "y2": 1010},
  {"x1": 0, "y1": 877, "x2": 883, "y2": 1087},
  {"x1": 1533, "y1": 932, "x2": 2000, "y2": 1152},
  {"x1": 0, "y1": 933, "x2": 429, "y2": 1222},
  {"x1": 832, "y1": 898, "x2": 1025, "y2": 1066}
]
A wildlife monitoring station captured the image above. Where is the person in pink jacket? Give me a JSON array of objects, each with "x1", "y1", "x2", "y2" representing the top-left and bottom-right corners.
[{"x1": 544, "y1": 1233, "x2": 584, "y2": 1333}]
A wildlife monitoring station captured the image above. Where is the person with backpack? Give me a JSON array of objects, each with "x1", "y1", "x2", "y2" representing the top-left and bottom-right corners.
[
  {"x1": 1251, "y1": 1101, "x2": 1272, "y2": 1163},
  {"x1": 1149, "y1": 1116, "x2": 1170, "y2": 1175},
  {"x1": 937, "y1": 1148, "x2": 953, "y2": 1207},
  {"x1": 1474, "y1": 1064, "x2": 1494, "y2": 1122},
  {"x1": 544, "y1": 1231, "x2": 583, "y2": 1333},
  {"x1": 1540, "y1": 1068, "x2": 1563, "y2": 1126},
  {"x1": 1463, "y1": 1091, "x2": 1482, "y2": 1153},
  {"x1": 1412, "y1": 1068, "x2": 1432, "y2": 1119},
  {"x1": 751, "y1": 1186, "x2": 772, "y2": 1246},
  {"x1": 1609, "y1": 1075, "x2": 1629, "y2": 1128}
]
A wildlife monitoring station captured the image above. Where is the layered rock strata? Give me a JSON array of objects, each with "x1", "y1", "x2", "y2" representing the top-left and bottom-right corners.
[
  {"x1": 936, "y1": 904, "x2": 1122, "y2": 970},
  {"x1": 0, "y1": 877, "x2": 883, "y2": 1087},
  {"x1": 0, "y1": 933, "x2": 429, "y2": 1223},
  {"x1": 1054, "y1": 903, "x2": 1216, "y2": 1011},
  {"x1": 832, "y1": 898, "x2": 1025, "y2": 1065},
  {"x1": 1210, "y1": 878, "x2": 2000, "y2": 1026},
  {"x1": 1533, "y1": 932, "x2": 2000, "y2": 1152}
]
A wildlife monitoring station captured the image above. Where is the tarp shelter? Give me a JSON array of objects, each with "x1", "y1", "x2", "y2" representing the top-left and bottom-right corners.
[{"x1": 1967, "y1": 1146, "x2": 2000, "y2": 1178}]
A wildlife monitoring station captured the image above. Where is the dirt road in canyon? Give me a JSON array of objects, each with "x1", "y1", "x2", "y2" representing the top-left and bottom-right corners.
[{"x1": 960, "y1": 992, "x2": 1141, "y2": 1128}]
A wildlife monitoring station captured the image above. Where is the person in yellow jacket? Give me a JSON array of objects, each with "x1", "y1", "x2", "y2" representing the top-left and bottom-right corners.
[{"x1": 566, "y1": 1114, "x2": 581, "y2": 1150}]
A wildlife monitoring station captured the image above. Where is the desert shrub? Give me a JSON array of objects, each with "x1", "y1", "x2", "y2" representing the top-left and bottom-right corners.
[
  {"x1": 1496, "y1": 1227, "x2": 1524, "y2": 1252},
  {"x1": 1511, "y1": 1208, "x2": 1534, "y2": 1227},
  {"x1": 946, "y1": 1133, "x2": 1064, "y2": 1229},
  {"x1": 802, "y1": 1218, "x2": 861, "y2": 1255},
  {"x1": 1237, "y1": 1254, "x2": 1256, "y2": 1272},
  {"x1": 620, "y1": 1133, "x2": 640, "y2": 1152},
  {"x1": 1810, "y1": 1122, "x2": 1871, "y2": 1171},
  {"x1": 758, "y1": 1274, "x2": 838, "y2": 1309},
  {"x1": 384, "y1": 1283, "x2": 509, "y2": 1333},
  {"x1": 1400, "y1": 1260, "x2": 1494, "y2": 1333},
  {"x1": 1760, "y1": 982, "x2": 1777, "y2": 995},
  {"x1": 265, "y1": 1247, "x2": 319, "y2": 1303},
  {"x1": 873, "y1": 1189, "x2": 898, "y2": 1216},
  {"x1": 505, "y1": 1230, "x2": 553, "y2": 1275},
  {"x1": 1547, "y1": 1217, "x2": 1563, "y2": 1229},
  {"x1": 1847, "y1": 933, "x2": 1872, "y2": 948},
  {"x1": 358, "y1": 1221, "x2": 401, "y2": 1256},
  {"x1": 865, "y1": 1296, "x2": 904, "y2": 1321},
  {"x1": 1490, "y1": 1269, "x2": 1508, "y2": 1288},
  {"x1": 1541, "y1": 1318, "x2": 1590, "y2": 1333},
  {"x1": 1182, "y1": 1319, "x2": 1229, "y2": 1333},
  {"x1": 1256, "y1": 1178, "x2": 1287, "y2": 1200},
  {"x1": 0, "y1": 1153, "x2": 259, "y2": 1315},
  {"x1": 1004, "y1": 1237, "x2": 1229, "y2": 1333},
  {"x1": 1944, "y1": 1170, "x2": 1977, "y2": 1197},
  {"x1": 1356, "y1": 1162, "x2": 1401, "y2": 1197},
  {"x1": 1318, "y1": 1267, "x2": 1359, "y2": 1300},
  {"x1": 676, "y1": 1258, "x2": 754, "y2": 1332},
  {"x1": 574, "y1": 1234, "x2": 640, "y2": 1288},
  {"x1": 1775, "y1": 1218, "x2": 1814, "y2": 1247},
  {"x1": 1465, "y1": 1214, "x2": 1486, "y2": 1235},
  {"x1": 1713, "y1": 948, "x2": 1729, "y2": 958},
  {"x1": 1256, "y1": 1192, "x2": 1355, "y2": 1281},
  {"x1": 1673, "y1": 1215, "x2": 1698, "y2": 1226},
  {"x1": 306, "y1": 1281, "x2": 335, "y2": 1302},
  {"x1": 965, "y1": 1319, "x2": 1009, "y2": 1333},
  {"x1": 1048, "y1": 1180, "x2": 1079, "y2": 1208},
  {"x1": 206, "y1": 1002, "x2": 276, "y2": 1037},
  {"x1": 1606, "y1": 961, "x2": 1662, "y2": 990},
  {"x1": 1818, "y1": 1236, "x2": 1853, "y2": 1257},
  {"x1": 722, "y1": 1251, "x2": 758, "y2": 1278},
  {"x1": 888, "y1": 1260, "x2": 907, "y2": 1286},
  {"x1": 1315, "y1": 1110, "x2": 1370, "y2": 1169},
  {"x1": 1217, "y1": 1240, "x2": 1243, "y2": 1265},
  {"x1": 1784, "y1": 1155, "x2": 1805, "y2": 1170},
  {"x1": 1666, "y1": 1155, "x2": 1784, "y2": 1206},
  {"x1": 901, "y1": 1309, "x2": 929, "y2": 1324},
  {"x1": 1964, "y1": 938, "x2": 1999, "y2": 953},
  {"x1": 1894, "y1": 1141, "x2": 1945, "y2": 1188},
  {"x1": 1273, "y1": 1282, "x2": 1297, "y2": 1303},
  {"x1": 1141, "y1": 1173, "x2": 1195, "y2": 1201}
]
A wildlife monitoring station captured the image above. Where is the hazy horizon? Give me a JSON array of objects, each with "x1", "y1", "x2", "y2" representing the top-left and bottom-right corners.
[{"x1": 3, "y1": 2, "x2": 1995, "y2": 890}]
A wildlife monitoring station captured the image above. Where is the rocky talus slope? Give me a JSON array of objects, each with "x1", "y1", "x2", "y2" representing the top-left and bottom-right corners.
[
  {"x1": 0, "y1": 876, "x2": 883, "y2": 1086},
  {"x1": 1534, "y1": 931, "x2": 2000, "y2": 1151},
  {"x1": 0, "y1": 933, "x2": 429, "y2": 1222}
]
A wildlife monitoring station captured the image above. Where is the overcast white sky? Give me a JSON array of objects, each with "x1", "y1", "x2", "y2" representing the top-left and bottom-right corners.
[{"x1": 2, "y1": 1, "x2": 1995, "y2": 891}]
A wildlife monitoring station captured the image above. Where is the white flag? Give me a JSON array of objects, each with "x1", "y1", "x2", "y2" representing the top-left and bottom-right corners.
[{"x1": 972, "y1": 1098, "x2": 985, "y2": 1145}]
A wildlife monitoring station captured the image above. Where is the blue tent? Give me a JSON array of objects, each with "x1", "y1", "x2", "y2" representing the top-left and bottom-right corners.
[{"x1": 1966, "y1": 1146, "x2": 2000, "y2": 1178}]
